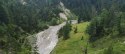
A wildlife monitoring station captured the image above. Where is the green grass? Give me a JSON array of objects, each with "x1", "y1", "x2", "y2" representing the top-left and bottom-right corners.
[
  {"x1": 52, "y1": 22, "x2": 90, "y2": 54},
  {"x1": 52, "y1": 22, "x2": 125, "y2": 54},
  {"x1": 89, "y1": 35, "x2": 125, "y2": 54}
]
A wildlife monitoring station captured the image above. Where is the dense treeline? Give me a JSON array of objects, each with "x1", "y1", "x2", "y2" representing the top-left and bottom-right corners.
[
  {"x1": 60, "y1": 0, "x2": 125, "y2": 23},
  {"x1": 87, "y1": 9, "x2": 125, "y2": 42},
  {"x1": 58, "y1": 21, "x2": 72, "y2": 40},
  {"x1": 61, "y1": 0, "x2": 92, "y2": 22},
  {"x1": 0, "y1": 0, "x2": 62, "y2": 53},
  {"x1": 86, "y1": 0, "x2": 125, "y2": 42}
]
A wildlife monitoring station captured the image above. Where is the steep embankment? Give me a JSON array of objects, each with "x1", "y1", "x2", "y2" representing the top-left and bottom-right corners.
[
  {"x1": 36, "y1": 20, "x2": 77, "y2": 54},
  {"x1": 35, "y1": 2, "x2": 76, "y2": 54},
  {"x1": 36, "y1": 22, "x2": 66, "y2": 54}
]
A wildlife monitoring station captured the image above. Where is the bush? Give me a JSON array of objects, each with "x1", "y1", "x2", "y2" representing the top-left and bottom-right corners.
[
  {"x1": 58, "y1": 21, "x2": 72, "y2": 40},
  {"x1": 74, "y1": 26, "x2": 77, "y2": 33},
  {"x1": 104, "y1": 45, "x2": 114, "y2": 54}
]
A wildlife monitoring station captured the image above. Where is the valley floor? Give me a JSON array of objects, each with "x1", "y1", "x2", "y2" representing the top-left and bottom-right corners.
[{"x1": 52, "y1": 22, "x2": 125, "y2": 54}]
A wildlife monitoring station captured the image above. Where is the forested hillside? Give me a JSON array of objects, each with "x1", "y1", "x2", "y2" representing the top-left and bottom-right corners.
[
  {"x1": 0, "y1": 0, "x2": 62, "y2": 54},
  {"x1": 61, "y1": 0, "x2": 125, "y2": 22},
  {"x1": 0, "y1": 0, "x2": 125, "y2": 54}
]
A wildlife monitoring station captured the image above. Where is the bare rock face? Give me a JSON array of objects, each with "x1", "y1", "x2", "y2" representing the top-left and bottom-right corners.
[
  {"x1": 59, "y1": 13, "x2": 67, "y2": 20},
  {"x1": 59, "y1": 2, "x2": 73, "y2": 21}
]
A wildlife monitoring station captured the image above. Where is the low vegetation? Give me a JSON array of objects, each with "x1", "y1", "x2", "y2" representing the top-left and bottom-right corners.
[
  {"x1": 58, "y1": 21, "x2": 72, "y2": 40},
  {"x1": 52, "y1": 22, "x2": 90, "y2": 54},
  {"x1": 53, "y1": 21, "x2": 125, "y2": 54}
]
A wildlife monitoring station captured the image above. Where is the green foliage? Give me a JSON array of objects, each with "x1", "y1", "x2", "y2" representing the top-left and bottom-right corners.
[
  {"x1": 0, "y1": 0, "x2": 63, "y2": 53},
  {"x1": 74, "y1": 26, "x2": 77, "y2": 33},
  {"x1": 61, "y1": 0, "x2": 92, "y2": 22},
  {"x1": 104, "y1": 45, "x2": 114, "y2": 54},
  {"x1": 58, "y1": 21, "x2": 72, "y2": 40},
  {"x1": 50, "y1": 18, "x2": 58, "y2": 25},
  {"x1": 87, "y1": 8, "x2": 125, "y2": 42},
  {"x1": 52, "y1": 22, "x2": 90, "y2": 54},
  {"x1": 103, "y1": 42, "x2": 125, "y2": 54}
]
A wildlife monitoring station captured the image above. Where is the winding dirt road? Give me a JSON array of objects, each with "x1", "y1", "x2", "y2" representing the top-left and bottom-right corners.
[
  {"x1": 36, "y1": 22, "x2": 66, "y2": 54},
  {"x1": 36, "y1": 20, "x2": 77, "y2": 54}
]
